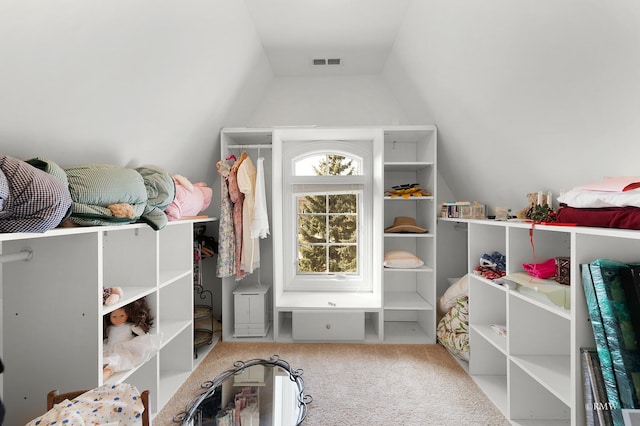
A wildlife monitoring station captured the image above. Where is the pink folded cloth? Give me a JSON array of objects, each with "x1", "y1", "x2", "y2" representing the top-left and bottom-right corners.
[{"x1": 522, "y1": 258, "x2": 556, "y2": 279}]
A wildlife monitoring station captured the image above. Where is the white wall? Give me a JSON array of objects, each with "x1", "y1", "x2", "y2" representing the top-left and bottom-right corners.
[
  {"x1": 0, "y1": 0, "x2": 273, "y2": 194},
  {"x1": 385, "y1": 0, "x2": 640, "y2": 214},
  {"x1": 247, "y1": 75, "x2": 408, "y2": 127}
]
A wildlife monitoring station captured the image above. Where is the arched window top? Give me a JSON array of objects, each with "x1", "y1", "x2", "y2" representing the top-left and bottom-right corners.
[{"x1": 293, "y1": 152, "x2": 362, "y2": 176}]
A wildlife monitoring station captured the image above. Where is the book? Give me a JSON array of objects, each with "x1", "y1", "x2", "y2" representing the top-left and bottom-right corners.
[
  {"x1": 589, "y1": 259, "x2": 640, "y2": 408},
  {"x1": 581, "y1": 263, "x2": 624, "y2": 424},
  {"x1": 582, "y1": 347, "x2": 614, "y2": 425}
]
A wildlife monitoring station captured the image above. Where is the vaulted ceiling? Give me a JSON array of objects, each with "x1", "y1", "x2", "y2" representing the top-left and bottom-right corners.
[{"x1": 244, "y1": 0, "x2": 410, "y2": 76}]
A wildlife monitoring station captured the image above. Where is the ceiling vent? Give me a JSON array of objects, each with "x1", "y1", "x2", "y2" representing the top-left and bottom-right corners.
[{"x1": 312, "y1": 57, "x2": 342, "y2": 66}]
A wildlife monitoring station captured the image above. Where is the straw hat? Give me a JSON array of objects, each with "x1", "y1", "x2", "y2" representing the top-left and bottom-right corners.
[{"x1": 384, "y1": 216, "x2": 427, "y2": 233}]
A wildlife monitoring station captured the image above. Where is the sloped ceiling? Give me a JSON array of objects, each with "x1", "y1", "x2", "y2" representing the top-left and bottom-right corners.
[{"x1": 244, "y1": 0, "x2": 410, "y2": 76}]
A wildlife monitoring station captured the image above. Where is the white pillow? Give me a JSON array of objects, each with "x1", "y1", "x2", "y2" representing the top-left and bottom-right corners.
[
  {"x1": 439, "y1": 274, "x2": 469, "y2": 313},
  {"x1": 384, "y1": 250, "x2": 424, "y2": 269}
]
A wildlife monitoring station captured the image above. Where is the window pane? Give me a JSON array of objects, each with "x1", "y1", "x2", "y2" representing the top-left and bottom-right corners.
[
  {"x1": 329, "y1": 215, "x2": 357, "y2": 243},
  {"x1": 329, "y1": 193, "x2": 357, "y2": 213},
  {"x1": 329, "y1": 246, "x2": 357, "y2": 273},
  {"x1": 325, "y1": 154, "x2": 360, "y2": 176},
  {"x1": 298, "y1": 215, "x2": 326, "y2": 243},
  {"x1": 294, "y1": 154, "x2": 326, "y2": 176},
  {"x1": 298, "y1": 195, "x2": 326, "y2": 214},
  {"x1": 293, "y1": 153, "x2": 361, "y2": 176},
  {"x1": 298, "y1": 245, "x2": 327, "y2": 273}
]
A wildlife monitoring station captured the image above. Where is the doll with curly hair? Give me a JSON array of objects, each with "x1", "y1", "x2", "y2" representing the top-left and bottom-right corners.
[{"x1": 103, "y1": 298, "x2": 158, "y2": 381}]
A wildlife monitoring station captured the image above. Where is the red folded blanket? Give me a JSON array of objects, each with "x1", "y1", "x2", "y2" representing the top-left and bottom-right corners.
[{"x1": 556, "y1": 205, "x2": 640, "y2": 230}]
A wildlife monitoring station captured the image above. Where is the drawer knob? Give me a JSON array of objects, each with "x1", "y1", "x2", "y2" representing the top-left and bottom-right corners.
[{"x1": 326, "y1": 324, "x2": 331, "y2": 330}]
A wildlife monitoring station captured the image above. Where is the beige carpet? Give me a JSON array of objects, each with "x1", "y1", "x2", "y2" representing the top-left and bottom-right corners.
[{"x1": 154, "y1": 342, "x2": 509, "y2": 425}]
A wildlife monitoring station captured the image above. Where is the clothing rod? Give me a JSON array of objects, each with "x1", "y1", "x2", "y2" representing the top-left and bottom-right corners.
[
  {"x1": 0, "y1": 249, "x2": 33, "y2": 264},
  {"x1": 226, "y1": 144, "x2": 272, "y2": 149}
]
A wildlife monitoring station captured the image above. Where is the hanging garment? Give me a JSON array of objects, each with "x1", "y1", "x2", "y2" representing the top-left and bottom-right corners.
[
  {"x1": 216, "y1": 161, "x2": 235, "y2": 278},
  {"x1": 237, "y1": 155, "x2": 260, "y2": 274},
  {"x1": 228, "y1": 160, "x2": 246, "y2": 280},
  {"x1": 251, "y1": 157, "x2": 270, "y2": 239}
]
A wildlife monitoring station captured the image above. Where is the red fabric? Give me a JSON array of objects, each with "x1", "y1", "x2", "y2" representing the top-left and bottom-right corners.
[{"x1": 556, "y1": 205, "x2": 640, "y2": 230}]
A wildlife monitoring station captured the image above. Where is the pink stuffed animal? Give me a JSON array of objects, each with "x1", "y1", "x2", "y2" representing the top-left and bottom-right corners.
[
  {"x1": 103, "y1": 287, "x2": 123, "y2": 305},
  {"x1": 165, "y1": 175, "x2": 213, "y2": 221}
]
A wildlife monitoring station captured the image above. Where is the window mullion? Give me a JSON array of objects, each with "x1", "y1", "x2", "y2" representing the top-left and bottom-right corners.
[{"x1": 325, "y1": 193, "x2": 330, "y2": 273}]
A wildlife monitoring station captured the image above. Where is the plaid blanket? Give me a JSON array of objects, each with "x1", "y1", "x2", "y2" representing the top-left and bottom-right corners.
[{"x1": 0, "y1": 155, "x2": 72, "y2": 233}]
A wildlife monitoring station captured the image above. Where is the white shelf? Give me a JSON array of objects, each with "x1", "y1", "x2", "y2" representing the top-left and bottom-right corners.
[
  {"x1": 471, "y1": 374, "x2": 508, "y2": 416},
  {"x1": 384, "y1": 264, "x2": 433, "y2": 272},
  {"x1": 510, "y1": 287, "x2": 571, "y2": 320},
  {"x1": 471, "y1": 324, "x2": 507, "y2": 355},
  {"x1": 383, "y1": 321, "x2": 432, "y2": 343},
  {"x1": 384, "y1": 291, "x2": 433, "y2": 310},
  {"x1": 384, "y1": 195, "x2": 434, "y2": 201},
  {"x1": 383, "y1": 232, "x2": 434, "y2": 238},
  {"x1": 510, "y1": 355, "x2": 571, "y2": 406},
  {"x1": 383, "y1": 161, "x2": 434, "y2": 171}
]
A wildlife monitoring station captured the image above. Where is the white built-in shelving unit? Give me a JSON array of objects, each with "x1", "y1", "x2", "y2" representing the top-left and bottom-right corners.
[
  {"x1": 440, "y1": 217, "x2": 640, "y2": 425},
  {"x1": 219, "y1": 128, "x2": 274, "y2": 343},
  {"x1": 220, "y1": 126, "x2": 437, "y2": 344},
  {"x1": 382, "y1": 126, "x2": 437, "y2": 343},
  {"x1": 1, "y1": 218, "x2": 216, "y2": 425}
]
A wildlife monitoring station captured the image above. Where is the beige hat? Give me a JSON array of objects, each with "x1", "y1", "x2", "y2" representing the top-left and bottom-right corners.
[{"x1": 384, "y1": 216, "x2": 427, "y2": 233}]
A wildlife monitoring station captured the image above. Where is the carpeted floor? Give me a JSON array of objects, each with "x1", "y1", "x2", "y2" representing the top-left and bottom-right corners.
[{"x1": 154, "y1": 342, "x2": 509, "y2": 425}]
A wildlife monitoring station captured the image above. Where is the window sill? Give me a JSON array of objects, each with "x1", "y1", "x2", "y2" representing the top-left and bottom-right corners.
[{"x1": 275, "y1": 291, "x2": 381, "y2": 310}]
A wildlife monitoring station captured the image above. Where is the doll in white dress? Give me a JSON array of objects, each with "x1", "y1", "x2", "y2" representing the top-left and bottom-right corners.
[{"x1": 103, "y1": 298, "x2": 158, "y2": 381}]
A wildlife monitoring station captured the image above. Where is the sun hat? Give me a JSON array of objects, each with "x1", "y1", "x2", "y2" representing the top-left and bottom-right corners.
[{"x1": 384, "y1": 216, "x2": 427, "y2": 233}]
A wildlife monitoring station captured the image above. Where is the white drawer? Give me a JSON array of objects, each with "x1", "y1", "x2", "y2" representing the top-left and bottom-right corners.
[{"x1": 292, "y1": 310, "x2": 364, "y2": 341}]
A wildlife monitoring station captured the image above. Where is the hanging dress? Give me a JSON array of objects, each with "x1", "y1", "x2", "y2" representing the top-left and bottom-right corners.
[
  {"x1": 228, "y1": 158, "x2": 246, "y2": 280},
  {"x1": 237, "y1": 155, "x2": 259, "y2": 274},
  {"x1": 251, "y1": 156, "x2": 270, "y2": 239},
  {"x1": 216, "y1": 160, "x2": 235, "y2": 278}
]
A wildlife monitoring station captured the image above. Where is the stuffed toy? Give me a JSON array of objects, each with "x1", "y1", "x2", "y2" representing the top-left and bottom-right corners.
[
  {"x1": 103, "y1": 298, "x2": 157, "y2": 381},
  {"x1": 164, "y1": 175, "x2": 213, "y2": 221},
  {"x1": 103, "y1": 287, "x2": 123, "y2": 306},
  {"x1": 107, "y1": 203, "x2": 135, "y2": 219}
]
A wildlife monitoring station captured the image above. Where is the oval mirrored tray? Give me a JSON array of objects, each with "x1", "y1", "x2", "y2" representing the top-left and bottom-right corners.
[{"x1": 174, "y1": 355, "x2": 312, "y2": 425}]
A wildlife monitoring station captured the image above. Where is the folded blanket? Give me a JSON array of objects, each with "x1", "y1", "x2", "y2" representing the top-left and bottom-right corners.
[
  {"x1": 557, "y1": 205, "x2": 640, "y2": 230},
  {"x1": 0, "y1": 155, "x2": 72, "y2": 233},
  {"x1": 29, "y1": 158, "x2": 175, "y2": 230}
]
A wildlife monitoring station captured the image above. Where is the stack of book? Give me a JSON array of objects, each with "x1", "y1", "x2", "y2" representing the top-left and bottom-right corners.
[{"x1": 581, "y1": 259, "x2": 640, "y2": 425}]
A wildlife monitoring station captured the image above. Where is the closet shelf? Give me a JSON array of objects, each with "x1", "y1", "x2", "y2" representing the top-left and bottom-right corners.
[
  {"x1": 384, "y1": 292, "x2": 433, "y2": 310},
  {"x1": 384, "y1": 162, "x2": 433, "y2": 171}
]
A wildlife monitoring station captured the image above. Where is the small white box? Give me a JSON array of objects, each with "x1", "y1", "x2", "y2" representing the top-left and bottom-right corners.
[{"x1": 233, "y1": 284, "x2": 271, "y2": 337}]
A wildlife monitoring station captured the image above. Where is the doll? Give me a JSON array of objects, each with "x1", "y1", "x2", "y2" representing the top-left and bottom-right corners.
[{"x1": 103, "y1": 298, "x2": 157, "y2": 381}]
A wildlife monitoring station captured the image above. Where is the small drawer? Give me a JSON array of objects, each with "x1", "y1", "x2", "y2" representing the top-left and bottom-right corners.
[{"x1": 292, "y1": 310, "x2": 364, "y2": 341}]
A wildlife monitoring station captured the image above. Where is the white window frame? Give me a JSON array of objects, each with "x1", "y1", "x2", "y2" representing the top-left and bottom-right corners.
[{"x1": 283, "y1": 140, "x2": 373, "y2": 292}]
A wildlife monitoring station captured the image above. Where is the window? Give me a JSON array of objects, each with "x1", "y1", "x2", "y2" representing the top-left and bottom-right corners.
[
  {"x1": 283, "y1": 140, "x2": 372, "y2": 292},
  {"x1": 296, "y1": 191, "x2": 359, "y2": 275}
]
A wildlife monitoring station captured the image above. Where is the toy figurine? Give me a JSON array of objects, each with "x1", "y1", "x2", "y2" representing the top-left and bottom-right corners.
[
  {"x1": 102, "y1": 298, "x2": 158, "y2": 381},
  {"x1": 103, "y1": 286, "x2": 123, "y2": 306}
]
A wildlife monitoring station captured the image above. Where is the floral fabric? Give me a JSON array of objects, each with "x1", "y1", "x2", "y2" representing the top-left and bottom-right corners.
[
  {"x1": 436, "y1": 295, "x2": 469, "y2": 361},
  {"x1": 216, "y1": 161, "x2": 235, "y2": 278},
  {"x1": 26, "y1": 383, "x2": 145, "y2": 426}
]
